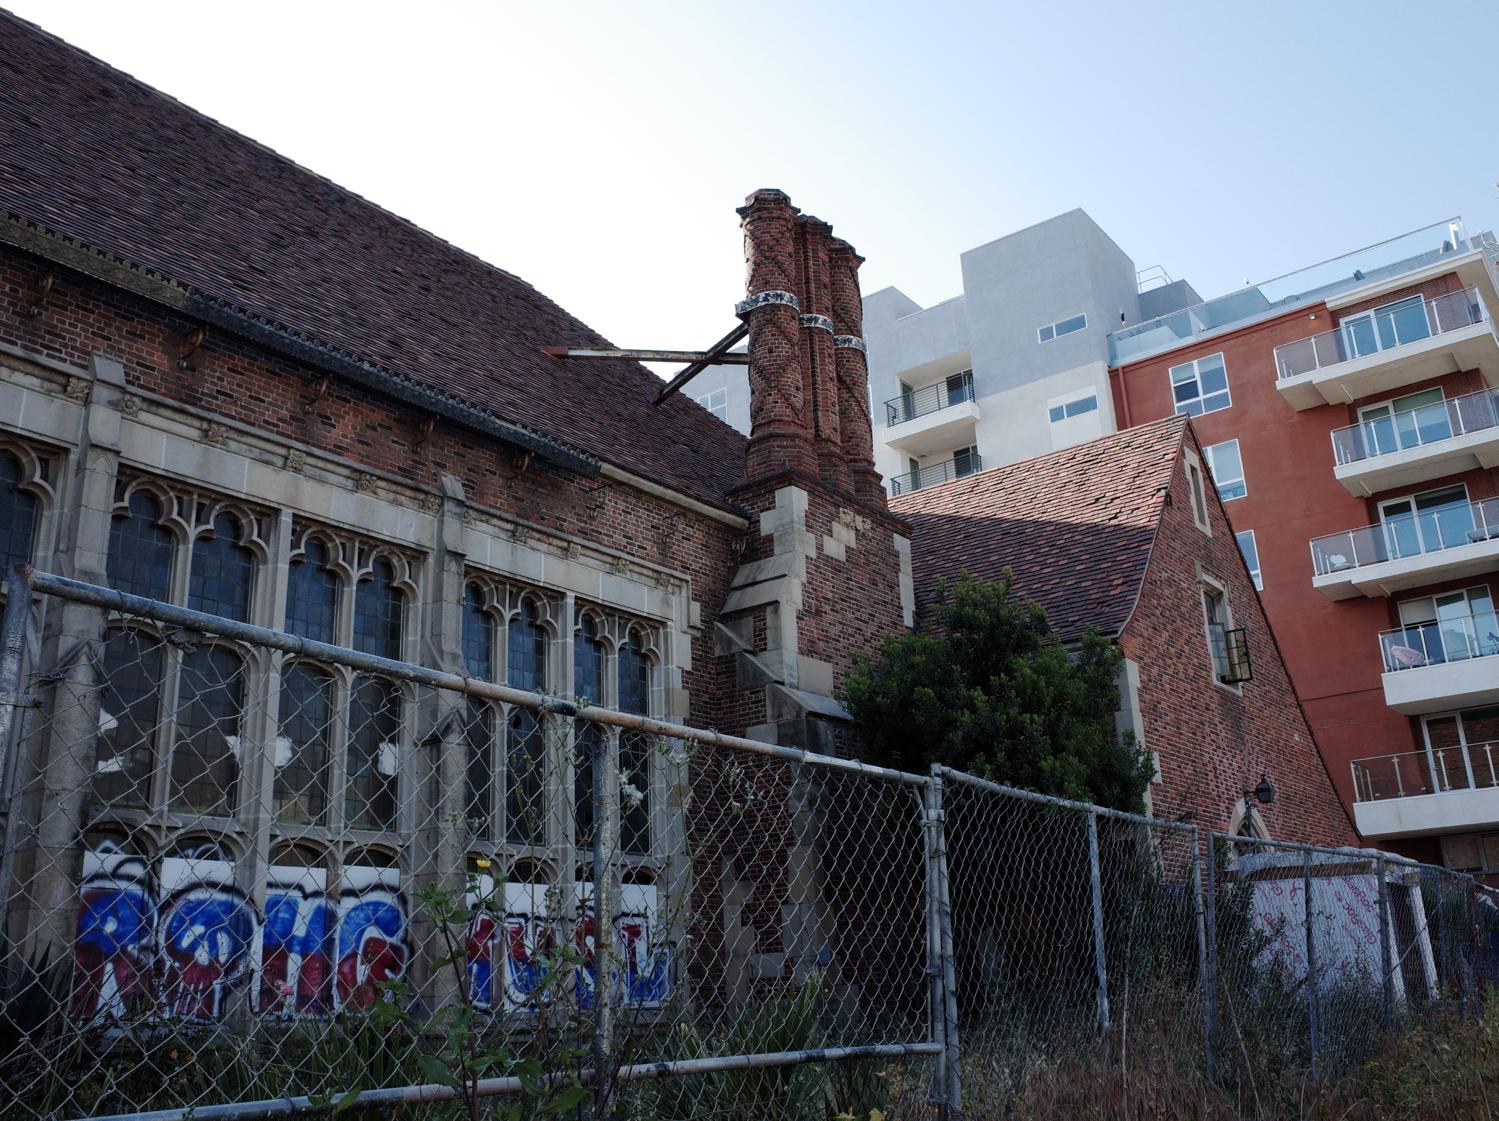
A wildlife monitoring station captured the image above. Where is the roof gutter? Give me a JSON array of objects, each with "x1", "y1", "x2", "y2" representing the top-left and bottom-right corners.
[{"x1": 0, "y1": 212, "x2": 599, "y2": 477}]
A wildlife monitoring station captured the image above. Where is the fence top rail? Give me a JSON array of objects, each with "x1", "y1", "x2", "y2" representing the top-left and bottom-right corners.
[
  {"x1": 17, "y1": 567, "x2": 930, "y2": 788},
  {"x1": 934, "y1": 763, "x2": 1199, "y2": 834}
]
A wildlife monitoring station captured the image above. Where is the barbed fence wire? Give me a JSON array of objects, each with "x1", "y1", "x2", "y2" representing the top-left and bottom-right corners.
[{"x1": 0, "y1": 568, "x2": 1494, "y2": 1120}]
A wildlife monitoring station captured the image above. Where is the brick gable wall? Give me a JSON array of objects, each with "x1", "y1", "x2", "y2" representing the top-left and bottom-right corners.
[{"x1": 1121, "y1": 428, "x2": 1355, "y2": 844}]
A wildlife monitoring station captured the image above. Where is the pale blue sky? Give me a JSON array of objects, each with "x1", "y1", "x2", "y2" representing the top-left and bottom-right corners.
[{"x1": 10, "y1": 0, "x2": 1499, "y2": 370}]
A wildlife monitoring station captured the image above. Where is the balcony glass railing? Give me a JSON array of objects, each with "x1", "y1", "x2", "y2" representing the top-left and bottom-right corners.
[
  {"x1": 1332, "y1": 386, "x2": 1499, "y2": 466},
  {"x1": 1379, "y1": 611, "x2": 1499, "y2": 672},
  {"x1": 1274, "y1": 287, "x2": 1486, "y2": 381},
  {"x1": 1310, "y1": 496, "x2": 1499, "y2": 576},
  {"x1": 1110, "y1": 218, "x2": 1470, "y2": 365},
  {"x1": 889, "y1": 452, "x2": 983, "y2": 497},
  {"x1": 885, "y1": 371, "x2": 975, "y2": 426},
  {"x1": 1351, "y1": 743, "x2": 1499, "y2": 803}
]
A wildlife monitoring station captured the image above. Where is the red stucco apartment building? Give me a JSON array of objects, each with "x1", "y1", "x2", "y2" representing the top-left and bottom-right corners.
[{"x1": 1109, "y1": 225, "x2": 1499, "y2": 876}]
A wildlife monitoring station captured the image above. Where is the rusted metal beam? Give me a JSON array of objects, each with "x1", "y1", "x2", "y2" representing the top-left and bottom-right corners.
[
  {"x1": 652, "y1": 321, "x2": 749, "y2": 405},
  {"x1": 541, "y1": 344, "x2": 749, "y2": 365}
]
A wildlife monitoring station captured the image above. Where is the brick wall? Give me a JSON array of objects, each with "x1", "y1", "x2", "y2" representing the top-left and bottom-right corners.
[{"x1": 1121, "y1": 425, "x2": 1356, "y2": 845}]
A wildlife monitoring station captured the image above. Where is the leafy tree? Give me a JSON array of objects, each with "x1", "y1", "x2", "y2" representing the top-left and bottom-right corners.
[{"x1": 843, "y1": 570, "x2": 1152, "y2": 811}]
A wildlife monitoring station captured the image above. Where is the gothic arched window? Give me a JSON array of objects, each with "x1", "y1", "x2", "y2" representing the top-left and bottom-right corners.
[
  {"x1": 354, "y1": 558, "x2": 405, "y2": 660},
  {"x1": 188, "y1": 513, "x2": 256, "y2": 622},
  {"x1": 0, "y1": 450, "x2": 38, "y2": 569},
  {"x1": 287, "y1": 538, "x2": 340, "y2": 644},
  {"x1": 507, "y1": 599, "x2": 546, "y2": 693},
  {"x1": 108, "y1": 491, "x2": 174, "y2": 602}
]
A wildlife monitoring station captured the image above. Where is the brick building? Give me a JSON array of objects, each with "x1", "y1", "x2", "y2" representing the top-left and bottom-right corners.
[
  {"x1": 0, "y1": 14, "x2": 912, "y2": 1017},
  {"x1": 894, "y1": 415, "x2": 1356, "y2": 846},
  {"x1": 1109, "y1": 226, "x2": 1499, "y2": 876}
]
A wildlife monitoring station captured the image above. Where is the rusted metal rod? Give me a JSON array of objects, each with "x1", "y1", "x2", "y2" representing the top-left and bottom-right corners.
[
  {"x1": 653, "y1": 321, "x2": 750, "y2": 404},
  {"x1": 541, "y1": 346, "x2": 748, "y2": 365}
]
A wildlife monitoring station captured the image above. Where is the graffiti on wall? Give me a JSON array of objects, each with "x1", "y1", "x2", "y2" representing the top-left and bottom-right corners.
[
  {"x1": 72, "y1": 844, "x2": 408, "y2": 1024},
  {"x1": 464, "y1": 880, "x2": 671, "y2": 1012}
]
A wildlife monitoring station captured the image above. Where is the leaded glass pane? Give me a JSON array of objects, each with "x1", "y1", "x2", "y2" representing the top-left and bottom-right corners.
[
  {"x1": 464, "y1": 701, "x2": 495, "y2": 840},
  {"x1": 620, "y1": 730, "x2": 650, "y2": 856},
  {"x1": 0, "y1": 450, "x2": 38, "y2": 569},
  {"x1": 506, "y1": 707, "x2": 543, "y2": 846},
  {"x1": 507, "y1": 600, "x2": 546, "y2": 692},
  {"x1": 346, "y1": 675, "x2": 399, "y2": 830},
  {"x1": 462, "y1": 586, "x2": 493, "y2": 681},
  {"x1": 275, "y1": 662, "x2": 335, "y2": 825},
  {"x1": 94, "y1": 628, "x2": 163, "y2": 810},
  {"x1": 574, "y1": 722, "x2": 602, "y2": 850},
  {"x1": 354, "y1": 558, "x2": 404, "y2": 660},
  {"x1": 108, "y1": 491, "x2": 174, "y2": 602},
  {"x1": 287, "y1": 538, "x2": 341, "y2": 644},
  {"x1": 618, "y1": 635, "x2": 650, "y2": 715},
  {"x1": 170, "y1": 644, "x2": 245, "y2": 817},
  {"x1": 188, "y1": 513, "x2": 255, "y2": 622},
  {"x1": 573, "y1": 616, "x2": 603, "y2": 702}
]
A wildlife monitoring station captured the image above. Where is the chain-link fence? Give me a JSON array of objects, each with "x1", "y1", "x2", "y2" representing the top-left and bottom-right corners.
[{"x1": 0, "y1": 568, "x2": 1495, "y2": 1121}]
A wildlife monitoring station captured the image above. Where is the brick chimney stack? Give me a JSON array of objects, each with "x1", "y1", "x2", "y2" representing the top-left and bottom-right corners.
[
  {"x1": 737, "y1": 189, "x2": 884, "y2": 508},
  {"x1": 736, "y1": 189, "x2": 818, "y2": 481},
  {"x1": 794, "y1": 215, "x2": 847, "y2": 494},
  {"x1": 828, "y1": 237, "x2": 884, "y2": 507}
]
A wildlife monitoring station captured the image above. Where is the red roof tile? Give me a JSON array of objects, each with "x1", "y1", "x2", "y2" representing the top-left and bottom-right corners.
[
  {"x1": 0, "y1": 13, "x2": 747, "y2": 509},
  {"x1": 892, "y1": 416, "x2": 1188, "y2": 640}
]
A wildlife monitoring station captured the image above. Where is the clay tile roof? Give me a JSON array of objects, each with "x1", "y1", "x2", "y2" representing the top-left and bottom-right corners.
[
  {"x1": 892, "y1": 415, "x2": 1189, "y2": 641},
  {"x1": 0, "y1": 12, "x2": 747, "y2": 510}
]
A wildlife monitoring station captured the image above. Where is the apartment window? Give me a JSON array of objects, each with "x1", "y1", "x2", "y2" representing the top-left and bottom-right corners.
[
  {"x1": 1047, "y1": 394, "x2": 1098, "y2": 424},
  {"x1": 1355, "y1": 388, "x2": 1447, "y2": 459},
  {"x1": 1421, "y1": 706, "x2": 1499, "y2": 794},
  {"x1": 1388, "y1": 587, "x2": 1497, "y2": 669},
  {"x1": 696, "y1": 387, "x2": 729, "y2": 422},
  {"x1": 1184, "y1": 452, "x2": 1211, "y2": 534},
  {"x1": 1440, "y1": 832, "x2": 1499, "y2": 874},
  {"x1": 1378, "y1": 484, "x2": 1472, "y2": 559},
  {"x1": 1169, "y1": 353, "x2": 1231, "y2": 417},
  {"x1": 1341, "y1": 295, "x2": 1429, "y2": 359},
  {"x1": 953, "y1": 445, "x2": 981, "y2": 477},
  {"x1": 1038, "y1": 313, "x2": 1087, "y2": 342},
  {"x1": 1201, "y1": 577, "x2": 1251, "y2": 686},
  {"x1": 1204, "y1": 439, "x2": 1246, "y2": 501},
  {"x1": 1235, "y1": 529, "x2": 1262, "y2": 590}
]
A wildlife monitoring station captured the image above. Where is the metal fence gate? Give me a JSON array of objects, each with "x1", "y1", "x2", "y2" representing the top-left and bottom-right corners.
[{"x1": 0, "y1": 568, "x2": 1495, "y2": 1121}]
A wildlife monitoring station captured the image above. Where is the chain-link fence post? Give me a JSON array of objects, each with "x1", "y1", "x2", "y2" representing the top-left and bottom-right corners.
[
  {"x1": 1190, "y1": 828, "x2": 1212, "y2": 1079},
  {"x1": 592, "y1": 726, "x2": 621, "y2": 1119},
  {"x1": 1203, "y1": 831, "x2": 1219, "y2": 1079},
  {"x1": 925, "y1": 766, "x2": 961, "y2": 1119},
  {"x1": 1085, "y1": 810, "x2": 1110, "y2": 1036},
  {"x1": 1377, "y1": 855, "x2": 1394, "y2": 1031},
  {"x1": 0, "y1": 564, "x2": 34, "y2": 956},
  {"x1": 1471, "y1": 876, "x2": 1488, "y2": 1015},
  {"x1": 1303, "y1": 851, "x2": 1320, "y2": 1083}
]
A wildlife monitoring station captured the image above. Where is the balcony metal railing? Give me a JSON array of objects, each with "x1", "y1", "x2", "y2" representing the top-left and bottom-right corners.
[
  {"x1": 1351, "y1": 742, "x2": 1499, "y2": 803},
  {"x1": 889, "y1": 453, "x2": 983, "y2": 497},
  {"x1": 885, "y1": 371, "x2": 975, "y2": 426},
  {"x1": 1379, "y1": 611, "x2": 1499, "y2": 672},
  {"x1": 1310, "y1": 496, "x2": 1499, "y2": 576},
  {"x1": 1274, "y1": 287, "x2": 1487, "y2": 381},
  {"x1": 1332, "y1": 386, "x2": 1499, "y2": 466}
]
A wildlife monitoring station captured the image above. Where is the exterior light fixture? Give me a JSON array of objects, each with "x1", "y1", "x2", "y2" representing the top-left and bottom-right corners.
[{"x1": 1254, "y1": 773, "x2": 1276, "y2": 805}]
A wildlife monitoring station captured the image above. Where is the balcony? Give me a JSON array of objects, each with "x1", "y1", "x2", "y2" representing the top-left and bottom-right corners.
[
  {"x1": 889, "y1": 453, "x2": 983, "y2": 497},
  {"x1": 1332, "y1": 387, "x2": 1499, "y2": 496},
  {"x1": 1274, "y1": 288, "x2": 1499, "y2": 411},
  {"x1": 883, "y1": 372, "x2": 979, "y2": 456},
  {"x1": 1309, "y1": 496, "x2": 1499, "y2": 600},
  {"x1": 1379, "y1": 613, "x2": 1499, "y2": 714},
  {"x1": 1350, "y1": 745, "x2": 1499, "y2": 838}
]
